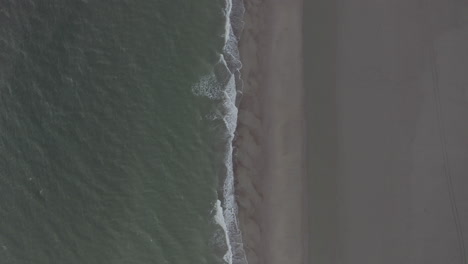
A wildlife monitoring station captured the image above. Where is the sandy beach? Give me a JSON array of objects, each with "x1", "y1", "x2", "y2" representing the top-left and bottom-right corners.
[
  {"x1": 235, "y1": 0, "x2": 305, "y2": 264},
  {"x1": 305, "y1": 0, "x2": 468, "y2": 263},
  {"x1": 237, "y1": 0, "x2": 468, "y2": 263}
]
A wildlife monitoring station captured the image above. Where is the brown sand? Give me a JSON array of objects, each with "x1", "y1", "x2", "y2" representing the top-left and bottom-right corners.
[
  {"x1": 237, "y1": 0, "x2": 468, "y2": 263},
  {"x1": 234, "y1": 0, "x2": 305, "y2": 264}
]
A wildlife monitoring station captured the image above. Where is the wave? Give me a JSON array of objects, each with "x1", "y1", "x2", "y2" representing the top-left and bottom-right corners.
[
  {"x1": 213, "y1": 199, "x2": 233, "y2": 264},
  {"x1": 192, "y1": 0, "x2": 247, "y2": 263}
]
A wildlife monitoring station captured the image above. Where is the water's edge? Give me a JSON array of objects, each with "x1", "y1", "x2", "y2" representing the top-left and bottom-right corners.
[
  {"x1": 219, "y1": 0, "x2": 248, "y2": 263},
  {"x1": 193, "y1": 0, "x2": 248, "y2": 263}
]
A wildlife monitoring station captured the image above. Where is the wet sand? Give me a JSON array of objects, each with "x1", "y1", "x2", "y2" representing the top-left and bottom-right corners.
[{"x1": 235, "y1": 0, "x2": 305, "y2": 264}]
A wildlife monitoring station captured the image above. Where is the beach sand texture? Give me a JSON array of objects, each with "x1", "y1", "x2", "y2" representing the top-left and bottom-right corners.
[
  {"x1": 307, "y1": 1, "x2": 468, "y2": 263},
  {"x1": 235, "y1": 0, "x2": 304, "y2": 264},
  {"x1": 236, "y1": 0, "x2": 468, "y2": 263}
]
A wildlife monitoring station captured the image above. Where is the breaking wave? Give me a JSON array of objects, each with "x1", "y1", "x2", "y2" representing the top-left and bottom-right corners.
[{"x1": 192, "y1": 0, "x2": 247, "y2": 263}]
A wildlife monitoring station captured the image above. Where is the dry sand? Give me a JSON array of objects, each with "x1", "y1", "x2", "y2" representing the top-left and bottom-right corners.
[
  {"x1": 234, "y1": 0, "x2": 305, "y2": 264},
  {"x1": 306, "y1": 0, "x2": 468, "y2": 263}
]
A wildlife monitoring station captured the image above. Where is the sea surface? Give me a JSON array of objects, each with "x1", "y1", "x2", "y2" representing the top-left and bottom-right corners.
[{"x1": 0, "y1": 0, "x2": 246, "y2": 263}]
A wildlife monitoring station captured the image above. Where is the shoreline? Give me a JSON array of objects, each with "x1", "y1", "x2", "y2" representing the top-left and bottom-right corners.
[{"x1": 234, "y1": 0, "x2": 305, "y2": 263}]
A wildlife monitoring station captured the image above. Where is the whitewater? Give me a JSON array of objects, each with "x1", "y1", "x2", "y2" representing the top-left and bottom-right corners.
[{"x1": 192, "y1": 0, "x2": 247, "y2": 263}]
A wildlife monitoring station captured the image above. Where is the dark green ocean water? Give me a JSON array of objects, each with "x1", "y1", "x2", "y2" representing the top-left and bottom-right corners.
[{"x1": 0, "y1": 1, "x2": 245, "y2": 263}]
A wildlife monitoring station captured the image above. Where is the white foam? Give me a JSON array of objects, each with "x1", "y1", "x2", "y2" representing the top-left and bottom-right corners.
[
  {"x1": 223, "y1": 0, "x2": 233, "y2": 45},
  {"x1": 191, "y1": 71, "x2": 224, "y2": 100},
  {"x1": 221, "y1": 59, "x2": 248, "y2": 264},
  {"x1": 193, "y1": 0, "x2": 248, "y2": 263},
  {"x1": 214, "y1": 200, "x2": 233, "y2": 263}
]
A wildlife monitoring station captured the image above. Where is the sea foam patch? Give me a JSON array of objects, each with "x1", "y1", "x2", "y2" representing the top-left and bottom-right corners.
[{"x1": 192, "y1": 0, "x2": 247, "y2": 263}]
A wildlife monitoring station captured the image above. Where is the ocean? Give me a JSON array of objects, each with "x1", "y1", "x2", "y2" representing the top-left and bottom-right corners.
[{"x1": 0, "y1": 0, "x2": 246, "y2": 263}]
